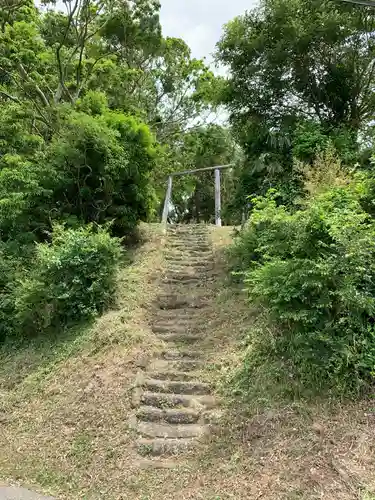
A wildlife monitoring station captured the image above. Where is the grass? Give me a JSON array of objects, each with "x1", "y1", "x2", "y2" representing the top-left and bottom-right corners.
[
  {"x1": 1, "y1": 224, "x2": 374, "y2": 499},
  {"x1": 0, "y1": 223, "x2": 167, "y2": 498}
]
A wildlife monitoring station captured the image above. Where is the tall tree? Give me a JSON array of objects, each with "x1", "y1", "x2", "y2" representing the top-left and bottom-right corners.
[{"x1": 216, "y1": 0, "x2": 375, "y2": 202}]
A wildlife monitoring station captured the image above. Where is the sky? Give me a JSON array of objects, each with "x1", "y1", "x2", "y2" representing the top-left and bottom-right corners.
[
  {"x1": 159, "y1": 0, "x2": 258, "y2": 63},
  {"x1": 35, "y1": 0, "x2": 259, "y2": 64}
]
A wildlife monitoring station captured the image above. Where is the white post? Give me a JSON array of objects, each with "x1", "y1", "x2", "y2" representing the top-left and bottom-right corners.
[
  {"x1": 162, "y1": 176, "x2": 173, "y2": 224},
  {"x1": 215, "y1": 168, "x2": 222, "y2": 227}
]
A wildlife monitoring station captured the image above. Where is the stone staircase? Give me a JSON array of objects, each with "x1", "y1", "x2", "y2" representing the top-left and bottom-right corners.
[{"x1": 131, "y1": 225, "x2": 216, "y2": 462}]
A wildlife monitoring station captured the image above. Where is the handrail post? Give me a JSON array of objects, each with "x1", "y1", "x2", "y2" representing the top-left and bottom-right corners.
[
  {"x1": 215, "y1": 168, "x2": 222, "y2": 227},
  {"x1": 162, "y1": 175, "x2": 173, "y2": 224}
]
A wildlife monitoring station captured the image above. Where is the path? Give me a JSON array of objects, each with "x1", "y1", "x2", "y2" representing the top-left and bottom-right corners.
[
  {"x1": 0, "y1": 487, "x2": 53, "y2": 500},
  {"x1": 131, "y1": 224, "x2": 217, "y2": 461}
]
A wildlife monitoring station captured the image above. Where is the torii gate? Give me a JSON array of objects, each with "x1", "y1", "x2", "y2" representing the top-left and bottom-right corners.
[{"x1": 161, "y1": 164, "x2": 234, "y2": 227}]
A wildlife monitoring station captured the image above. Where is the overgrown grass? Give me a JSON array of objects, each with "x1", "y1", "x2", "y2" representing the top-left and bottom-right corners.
[
  {"x1": 0, "y1": 223, "x2": 166, "y2": 498},
  {"x1": 201, "y1": 227, "x2": 375, "y2": 500},
  {"x1": 1, "y1": 225, "x2": 374, "y2": 500}
]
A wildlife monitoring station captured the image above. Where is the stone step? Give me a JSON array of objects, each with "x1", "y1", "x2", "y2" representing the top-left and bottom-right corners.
[
  {"x1": 168, "y1": 231, "x2": 208, "y2": 236},
  {"x1": 168, "y1": 246, "x2": 211, "y2": 253},
  {"x1": 165, "y1": 264, "x2": 209, "y2": 278},
  {"x1": 142, "y1": 378, "x2": 211, "y2": 395},
  {"x1": 140, "y1": 391, "x2": 216, "y2": 410},
  {"x1": 161, "y1": 349, "x2": 201, "y2": 360},
  {"x1": 147, "y1": 359, "x2": 203, "y2": 373},
  {"x1": 162, "y1": 277, "x2": 202, "y2": 285},
  {"x1": 152, "y1": 324, "x2": 199, "y2": 335},
  {"x1": 157, "y1": 297, "x2": 208, "y2": 310},
  {"x1": 146, "y1": 370, "x2": 199, "y2": 381},
  {"x1": 166, "y1": 268, "x2": 212, "y2": 275},
  {"x1": 168, "y1": 240, "x2": 208, "y2": 247},
  {"x1": 137, "y1": 421, "x2": 206, "y2": 439},
  {"x1": 137, "y1": 438, "x2": 194, "y2": 456},
  {"x1": 168, "y1": 227, "x2": 208, "y2": 232},
  {"x1": 163, "y1": 274, "x2": 201, "y2": 282},
  {"x1": 168, "y1": 239, "x2": 210, "y2": 246},
  {"x1": 157, "y1": 333, "x2": 201, "y2": 345},
  {"x1": 166, "y1": 253, "x2": 213, "y2": 261},
  {"x1": 136, "y1": 406, "x2": 200, "y2": 424},
  {"x1": 165, "y1": 256, "x2": 212, "y2": 266},
  {"x1": 154, "y1": 308, "x2": 203, "y2": 319}
]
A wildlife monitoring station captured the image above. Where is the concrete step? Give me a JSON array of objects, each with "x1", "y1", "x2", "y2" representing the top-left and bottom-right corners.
[
  {"x1": 137, "y1": 438, "x2": 194, "y2": 456},
  {"x1": 136, "y1": 406, "x2": 200, "y2": 424},
  {"x1": 142, "y1": 378, "x2": 211, "y2": 395},
  {"x1": 139, "y1": 391, "x2": 216, "y2": 410}
]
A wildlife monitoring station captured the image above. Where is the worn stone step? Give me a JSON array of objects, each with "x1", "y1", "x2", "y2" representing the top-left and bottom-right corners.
[
  {"x1": 165, "y1": 259, "x2": 212, "y2": 267},
  {"x1": 167, "y1": 253, "x2": 212, "y2": 261},
  {"x1": 168, "y1": 240, "x2": 210, "y2": 246},
  {"x1": 152, "y1": 324, "x2": 199, "y2": 335},
  {"x1": 146, "y1": 370, "x2": 199, "y2": 381},
  {"x1": 158, "y1": 333, "x2": 201, "y2": 345},
  {"x1": 137, "y1": 406, "x2": 200, "y2": 424},
  {"x1": 140, "y1": 391, "x2": 216, "y2": 409},
  {"x1": 162, "y1": 277, "x2": 201, "y2": 285},
  {"x1": 169, "y1": 234, "x2": 209, "y2": 239},
  {"x1": 163, "y1": 273, "x2": 201, "y2": 282},
  {"x1": 142, "y1": 378, "x2": 211, "y2": 395},
  {"x1": 147, "y1": 359, "x2": 203, "y2": 373},
  {"x1": 137, "y1": 421, "x2": 206, "y2": 439},
  {"x1": 168, "y1": 246, "x2": 211, "y2": 254},
  {"x1": 137, "y1": 438, "x2": 194, "y2": 456},
  {"x1": 166, "y1": 266, "x2": 206, "y2": 274},
  {"x1": 157, "y1": 297, "x2": 208, "y2": 310},
  {"x1": 169, "y1": 241, "x2": 208, "y2": 247},
  {"x1": 161, "y1": 349, "x2": 201, "y2": 360},
  {"x1": 168, "y1": 227, "x2": 208, "y2": 232},
  {"x1": 166, "y1": 266, "x2": 207, "y2": 272},
  {"x1": 154, "y1": 308, "x2": 203, "y2": 319},
  {"x1": 154, "y1": 313, "x2": 201, "y2": 321}
]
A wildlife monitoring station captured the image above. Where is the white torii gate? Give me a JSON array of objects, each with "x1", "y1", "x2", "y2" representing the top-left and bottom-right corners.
[{"x1": 161, "y1": 164, "x2": 234, "y2": 227}]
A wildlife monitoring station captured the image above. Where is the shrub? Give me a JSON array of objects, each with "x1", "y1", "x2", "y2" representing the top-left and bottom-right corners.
[
  {"x1": 233, "y1": 180, "x2": 375, "y2": 393},
  {"x1": 45, "y1": 110, "x2": 157, "y2": 236},
  {"x1": 0, "y1": 245, "x2": 18, "y2": 342},
  {"x1": 13, "y1": 225, "x2": 121, "y2": 336}
]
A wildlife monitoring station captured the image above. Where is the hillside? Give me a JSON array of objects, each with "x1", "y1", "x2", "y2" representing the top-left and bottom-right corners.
[{"x1": 0, "y1": 224, "x2": 374, "y2": 499}]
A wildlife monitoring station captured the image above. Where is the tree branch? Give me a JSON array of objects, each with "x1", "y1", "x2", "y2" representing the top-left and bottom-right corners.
[
  {"x1": 18, "y1": 63, "x2": 50, "y2": 107},
  {"x1": 0, "y1": 90, "x2": 20, "y2": 103}
]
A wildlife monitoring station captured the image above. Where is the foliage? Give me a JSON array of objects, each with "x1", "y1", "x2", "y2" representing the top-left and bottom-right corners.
[
  {"x1": 216, "y1": 0, "x2": 375, "y2": 203},
  {"x1": 45, "y1": 108, "x2": 157, "y2": 233},
  {"x1": 13, "y1": 225, "x2": 121, "y2": 336},
  {"x1": 0, "y1": 0, "x2": 225, "y2": 342},
  {"x1": 167, "y1": 125, "x2": 241, "y2": 223},
  {"x1": 231, "y1": 153, "x2": 375, "y2": 393}
]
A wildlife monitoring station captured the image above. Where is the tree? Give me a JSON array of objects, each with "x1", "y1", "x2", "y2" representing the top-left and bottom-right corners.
[
  {"x1": 216, "y1": 0, "x2": 375, "y2": 201},
  {"x1": 167, "y1": 125, "x2": 239, "y2": 223}
]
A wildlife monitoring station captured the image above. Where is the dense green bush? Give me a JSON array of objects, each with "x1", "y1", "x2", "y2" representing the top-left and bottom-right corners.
[
  {"x1": 232, "y1": 178, "x2": 375, "y2": 393},
  {"x1": 45, "y1": 109, "x2": 157, "y2": 235},
  {"x1": 13, "y1": 225, "x2": 121, "y2": 336}
]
